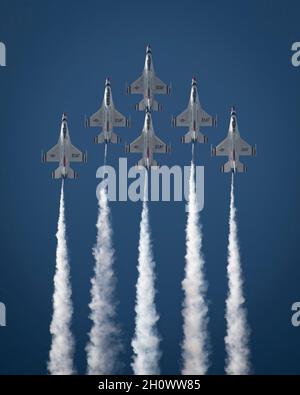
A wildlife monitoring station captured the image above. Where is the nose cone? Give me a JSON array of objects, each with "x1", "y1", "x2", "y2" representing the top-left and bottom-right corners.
[
  {"x1": 146, "y1": 44, "x2": 151, "y2": 54},
  {"x1": 192, "y1": 76, "x2": 197, "y2": 86},
  {"x1": 105, "y1": 77, "x2": 110, "y2": 86},
  {"x1": 230, "y1": 107, "x2": 237, "y2": 131},
  {"x1": 62, "y1": 112, "x2": 67, "y2": 122}
]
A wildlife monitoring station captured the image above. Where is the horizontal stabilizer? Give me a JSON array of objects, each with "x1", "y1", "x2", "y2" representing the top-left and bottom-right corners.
[
  {"x1": 150, "y1": 99, "x2": 163, "y2": 112},
  {"x1": 220, "y1": 161, "x2": 232, "y2": 173},
  {"x1": 51, "y1": 167, "x2": 62, "y2": 179},
  {"x1": 221, "y1": 161, "x2": 247, "y2": 173},
  {"x1": 51, "y1": 166, "x2": 78, "y2": 179},
  {"x1": 236, "y1": 161, "x2": 247, "y2": 173},
  {"x1": 94, "y1": 132, "x2": 121, "y2": 144},
  {"x1": 135, "y1": 99, "x2": 162, "y2": 112},
  {"x1": 181, "y1": 131, "x2": 208, "y2": 144},
  {"x1": 136, "y1": 158, "x2": 159, "y2": 170},
  {"x1": 135, "y1": 99, "x2": 146, "y2": 111},
  {"x1": 109, "y1": 132, "x2": 121, "y2": 144}
]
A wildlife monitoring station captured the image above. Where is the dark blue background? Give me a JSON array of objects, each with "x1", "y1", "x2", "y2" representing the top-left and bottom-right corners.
[{"x1": 0, "y1": 0, "x2": 299, "y2": 374}]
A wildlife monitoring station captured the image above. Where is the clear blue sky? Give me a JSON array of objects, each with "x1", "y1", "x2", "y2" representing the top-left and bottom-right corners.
[{"x1": 0, "y1": 0, "x2": 299, "y2": 374}]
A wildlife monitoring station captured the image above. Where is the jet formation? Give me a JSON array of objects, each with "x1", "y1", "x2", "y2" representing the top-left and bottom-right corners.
[{"x1": 42, "y1": 45, "x2": 256, "y2": 177}]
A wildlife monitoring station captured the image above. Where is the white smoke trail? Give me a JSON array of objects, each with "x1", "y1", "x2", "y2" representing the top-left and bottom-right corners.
[
  {"x1": 181, "y1": 158, "x2": 210, "y2": 375},
  {"x1": 86, "y1": 182, "x2": 121, "y2": 375},
  {"x1": 48, "y1": 181, "x2": 75, "y2": 375},
  {"x1": 131, "y1": 172, "x2": 160, "y2": 375},
  {"x1": 225, "y1": 174, "x2": 250, "y2": 375}
]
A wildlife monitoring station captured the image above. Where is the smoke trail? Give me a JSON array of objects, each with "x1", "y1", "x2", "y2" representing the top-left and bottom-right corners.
[
  {"x1": 86, "y1": 146, "x2": 121, "y2": 375},
  {"x1": 104, "y1": 142, "x2": 108, "y2": 166},
  {"x1": 225, "y1": 174, "x2": 250, "y2": 375},
  {"x1": 48, "y1": 180, "x2": 75, "y2": 375},
  {"x1": 131, "y1": 172, "x2": 160, "y2": 375},
  {"x1": 181, "y1": 154, "x2": 210, "y2": 375}
]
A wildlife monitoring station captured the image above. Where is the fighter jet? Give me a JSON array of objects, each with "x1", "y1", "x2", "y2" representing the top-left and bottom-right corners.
[
  {"x1": 125, "y1": 107, "x2": 170, "y2": 169},
  {"x1": 172, "y1": 77, "x2": 217, "y2": 143},
  {"x1": 211, "y1": 107, "x2": 256, "y2": 173},
  {"x1": 127, "y1": 45, "x2": 171, "y2": 111},
  {"x1": 85, "y1": 78, "x2": 129, "y2": 143},
  {"x1": 42, "y1": 113, "x2": 87, "y2": 179}
]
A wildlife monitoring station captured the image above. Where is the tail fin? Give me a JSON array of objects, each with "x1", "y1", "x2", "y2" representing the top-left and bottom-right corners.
[{"x1": 181, "y1": 131, "x2": 208, "y2": 144}]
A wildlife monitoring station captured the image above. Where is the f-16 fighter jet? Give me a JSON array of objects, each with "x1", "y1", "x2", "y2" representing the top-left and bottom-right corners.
[
  {"x1": 127, "y1": 44, "x2": 171, "y2": 111},
  {"x1": 125, "y1": 107, "x2": 170, "y2": 169},
  {"x1": 172, "y1": 77, "x2": 217, "y2": 143},
  {"x1": 85, "y1": 78, "x2": 129, "y2": 143},
  {"x1": 211, "y1": 107, "x2": 256, "y2": 173},
  {"x1": 42, "y1": 113, "x2": 87, "y2": 179}
]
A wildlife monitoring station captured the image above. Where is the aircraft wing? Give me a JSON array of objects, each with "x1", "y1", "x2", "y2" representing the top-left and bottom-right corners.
[
  {"x1": 113, "y1": 108, "x2": 128, "y2": 127},
  {"x1": 214, "y1": 137, "x2": 230, "y2": 156},
  {"x1": 198, "y1": 108, "x2": 216, "y2": 127},
  {"x1": 69, "y1": 144, "x2": 86, "y2": 162},
  {"x1": 152, "y1": 75, "x2": 169, "y2": 94},
  {"x1": 152, "y1": 135, "x2": 169, "y2": 153},
  {"x1": 44, "y1": 143, "x2": 60, "y2": 162},
  {"x1": 174, "y1": 108, "x2": 190, "y2": 127},
  {"x1": 128, "y1": 75, "x2": 144, "y2": 94},
  {"x1": 237, "y1": 137, "x2": 254, "y2": 156},
  {"x1": 87, "y1": 106, "x2": 104, "y2": 127},
  {"x1": 128, "y1": 134, "x2": 144, "y2": 153}
]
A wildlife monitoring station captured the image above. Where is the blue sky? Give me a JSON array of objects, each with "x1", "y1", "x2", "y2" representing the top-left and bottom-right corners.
[{"x1": 0, "y1": 0, "x2": 300, "y2": 374}]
